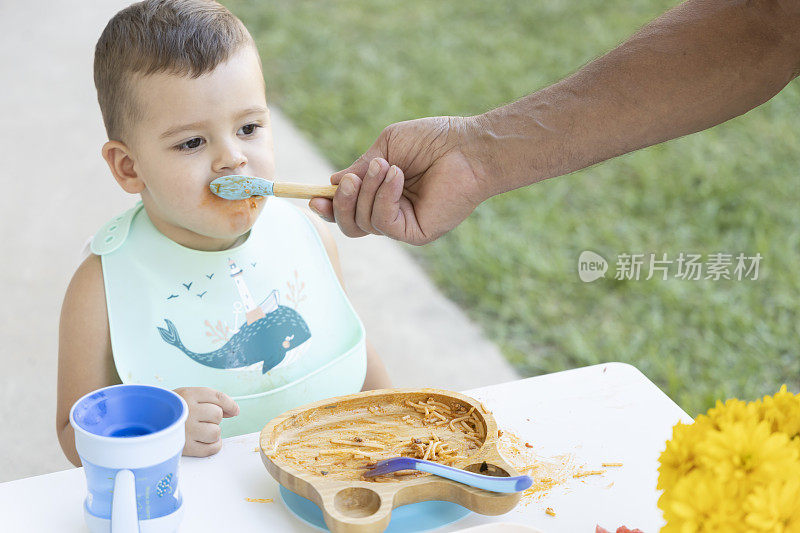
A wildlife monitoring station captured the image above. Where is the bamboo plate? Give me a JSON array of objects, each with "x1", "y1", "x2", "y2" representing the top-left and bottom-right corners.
[{"x1": 260, "y1": 388, "x2": 522, "y2": 533}]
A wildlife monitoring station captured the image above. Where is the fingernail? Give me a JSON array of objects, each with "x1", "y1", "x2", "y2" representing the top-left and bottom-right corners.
[
  {"x1": 340, "y1": 179, "x2": 355, "y2": 196},
  {"x1": 385, "y1": 165, "x2": 398, "y2": 183},
  {"x1": 309, "y1": 204, "x2": 321, "y2": 216},
  {"x1": 368, "y1": 158, "x2": 381, "y2": 177}
]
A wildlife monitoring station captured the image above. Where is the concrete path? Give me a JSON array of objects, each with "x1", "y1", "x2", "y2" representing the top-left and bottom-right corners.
[{"x1": 0, "y1": 1, "x2": 517, "y2": 483}]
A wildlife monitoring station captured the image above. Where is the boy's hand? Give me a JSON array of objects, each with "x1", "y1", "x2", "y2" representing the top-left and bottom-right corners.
[{"x1": 174, "y1": 387, "x2": 239, "y2": 457}]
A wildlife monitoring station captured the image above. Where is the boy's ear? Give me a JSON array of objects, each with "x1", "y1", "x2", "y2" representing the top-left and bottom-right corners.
[{"x1": 101, "y1": 140, "x2": 145, "y2": 194}]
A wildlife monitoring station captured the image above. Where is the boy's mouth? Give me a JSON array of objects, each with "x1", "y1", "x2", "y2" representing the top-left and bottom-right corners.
[
  {"x1": 203, "y1": 185, "x2": 266, "y2": 208},
  {"x1": 205, "y1": 173, "x2": 269, "y2": 207}
]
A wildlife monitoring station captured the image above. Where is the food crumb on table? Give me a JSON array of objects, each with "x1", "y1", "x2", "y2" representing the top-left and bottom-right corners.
[
  {"x1": 602, "y1": 462, "x2": 623, "y2": 467},
  {"x1": 545, "y1": 507, "x2": 556, "y2": 516},
  {"x1": 573, "y1": 470, "x2": 605, "y2": 478},
  {"x1": 496, "y1": 431, "x2": 582, "y2": 506},
  {"x1": 244, "y1": 498, "x2": 273, "y2": 503}
]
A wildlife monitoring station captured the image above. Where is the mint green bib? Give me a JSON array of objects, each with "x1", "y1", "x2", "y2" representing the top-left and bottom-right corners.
[{"x1": 92, "y1": 199, "x2": 366, "y2": 437}]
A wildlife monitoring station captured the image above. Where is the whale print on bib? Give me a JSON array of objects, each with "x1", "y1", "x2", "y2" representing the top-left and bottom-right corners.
[{"x1": 157, "y1": 259, "x2": 311, "y2": 374}]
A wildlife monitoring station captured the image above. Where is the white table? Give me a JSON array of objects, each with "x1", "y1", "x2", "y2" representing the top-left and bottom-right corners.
[{"x1": 0, "y1": 363, "x2": 691, "y2": 532}]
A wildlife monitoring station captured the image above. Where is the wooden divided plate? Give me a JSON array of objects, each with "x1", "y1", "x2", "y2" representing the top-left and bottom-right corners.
[{"x1": 260, "y1": 388, "x2": 523, "y2": 532}]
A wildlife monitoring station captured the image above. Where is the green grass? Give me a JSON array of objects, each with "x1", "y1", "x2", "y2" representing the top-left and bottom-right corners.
[{"x1": 227, "y1": 0, "x2": 800, "y2": 416}]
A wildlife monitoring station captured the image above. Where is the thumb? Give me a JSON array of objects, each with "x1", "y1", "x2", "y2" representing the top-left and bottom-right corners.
[
  {"x1": 330, "y1": 152, "x2": 372, "y2": 186},
  {"x1": 330, "y1": 134, "x2": 389, "y2": 185}
]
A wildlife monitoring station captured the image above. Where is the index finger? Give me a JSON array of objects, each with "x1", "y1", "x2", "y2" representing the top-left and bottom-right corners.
[{"x1": 196, "y1": 388, "x2": 239, "y2": 418}]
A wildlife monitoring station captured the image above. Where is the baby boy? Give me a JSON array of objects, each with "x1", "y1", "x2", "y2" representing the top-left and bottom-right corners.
[{"x1": 57, "y1": 0, "x2": 392, "y2": 466}]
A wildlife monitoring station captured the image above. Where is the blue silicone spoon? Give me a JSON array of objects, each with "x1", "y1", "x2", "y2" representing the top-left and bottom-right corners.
[
  {"x1": 363, "y1": 457, "x2": 533, "y2": 493},
  {"x1": 209, "y1": 175, "x2": 337, "y2": 200}
]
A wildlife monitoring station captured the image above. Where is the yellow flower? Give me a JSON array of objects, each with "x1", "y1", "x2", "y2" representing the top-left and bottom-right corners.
[
  {"x1": 658, "y1": 419, "x2": 713, "y2": 491},
  {"x1": 744, "y1": 476, "x2": 800, "y2": 532},
  {"x1": 659, "y1": 471, "x2": 746, "y2": 533},
  {"x1": 697, "y1": 421, "x2": 798, "y2": 489},
  {"x1": 708, "y1": 397, "x2": 761, "y2": 430},
  {"x1": 659, "y1": 388, "x2": 800, "y2": 532},
  {"x1": 760, "y1": 385, "x2": 800, "y2": 442}
]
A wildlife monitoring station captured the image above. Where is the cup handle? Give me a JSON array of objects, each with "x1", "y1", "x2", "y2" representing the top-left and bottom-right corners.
[{"x1": 111, "y1": 469, "x2": 139, "y2": 533}]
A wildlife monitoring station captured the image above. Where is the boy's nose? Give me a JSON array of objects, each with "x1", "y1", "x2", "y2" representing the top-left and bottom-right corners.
[{"x1": 213, "y1": 148, "x2": 247, "y2": 173}]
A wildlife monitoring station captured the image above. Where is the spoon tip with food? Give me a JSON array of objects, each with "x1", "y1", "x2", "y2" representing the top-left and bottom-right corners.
[{"x1": 210, "y1": 175, "x2": 338, "y2": 200}]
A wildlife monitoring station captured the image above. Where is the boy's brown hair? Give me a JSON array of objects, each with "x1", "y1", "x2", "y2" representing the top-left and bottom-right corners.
[{"x1": 94, "y1": 0, "x2": 255, "y2": 142}]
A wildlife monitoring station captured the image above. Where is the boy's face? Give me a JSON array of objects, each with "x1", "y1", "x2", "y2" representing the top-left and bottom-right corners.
[{"x1": 125, "y1": 44, "x2": 274, "y2": 248}]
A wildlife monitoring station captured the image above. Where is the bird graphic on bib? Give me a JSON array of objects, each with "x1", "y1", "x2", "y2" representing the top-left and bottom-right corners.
[{"x1": 157, "y1": 259, "x2": 311, "y2": 374}]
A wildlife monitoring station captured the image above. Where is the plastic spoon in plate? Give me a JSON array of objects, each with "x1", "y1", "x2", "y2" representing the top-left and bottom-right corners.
[
  {"x1": 210, "y1": 175, "x2": 337, "y2": 200},
  {"x1": 363, "y1": 457, "x2": 533, "y2": 493}
]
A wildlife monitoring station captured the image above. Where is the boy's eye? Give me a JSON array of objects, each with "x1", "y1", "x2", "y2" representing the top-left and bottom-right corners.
[
  {"x1": 239, "y1": 123, "x2": 261, "y2": 136},
  {"x1": 177, "y1": 137, "x2": 204, "y2": 151}
]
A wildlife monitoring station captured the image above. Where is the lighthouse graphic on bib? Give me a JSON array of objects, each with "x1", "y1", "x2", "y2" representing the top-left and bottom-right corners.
[{"x1": 157, "y1": 259, "x2": 312, "y2": 373}]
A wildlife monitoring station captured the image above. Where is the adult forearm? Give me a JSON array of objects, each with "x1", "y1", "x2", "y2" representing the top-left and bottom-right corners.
[{"x1": 473, "y1": 0, "x2": 800, "y2": 196}]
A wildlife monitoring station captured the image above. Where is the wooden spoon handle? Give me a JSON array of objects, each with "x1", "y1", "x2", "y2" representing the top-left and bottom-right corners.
[{"x1": 273, "y1": 182, "x2": 338, "y2": 199}]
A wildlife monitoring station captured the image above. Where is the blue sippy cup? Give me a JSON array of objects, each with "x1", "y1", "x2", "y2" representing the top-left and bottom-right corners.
[{"x1": 70, "y1": 384, "x2": 188, "y2": 533}]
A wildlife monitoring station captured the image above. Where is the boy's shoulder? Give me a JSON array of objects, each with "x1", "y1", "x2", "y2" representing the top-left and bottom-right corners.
[
  {"x1": 71, "y1": 252, "x2": 103, "y2": 284},
  {"x1": 63, "y1": 252, "x2": 107, "y2": 324}
]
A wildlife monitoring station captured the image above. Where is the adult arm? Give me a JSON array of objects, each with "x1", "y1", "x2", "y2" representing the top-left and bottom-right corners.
[
  {"x1": 311, "y1": 0, "x2": 800, "y2": 244},
  {"x1": 474, "y1": 0, "x2": 800, "y2": 195}
]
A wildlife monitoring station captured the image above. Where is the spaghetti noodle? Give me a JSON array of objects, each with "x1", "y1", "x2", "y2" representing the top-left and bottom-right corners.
[{"x1": 267, "y1": 396, "x2": 486, "y2": 482}]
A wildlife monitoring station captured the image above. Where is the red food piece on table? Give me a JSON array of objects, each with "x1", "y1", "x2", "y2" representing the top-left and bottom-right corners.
[{"x1": 596, "y1": 526, "x2": 644, "y2": 533}]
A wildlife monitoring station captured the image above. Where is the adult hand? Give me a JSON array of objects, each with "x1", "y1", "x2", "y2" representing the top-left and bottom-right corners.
[
  {"x1": 309, "y1": 116, "x2": 493, "y2": 245},
  {"x1": 174, "y1": 387, "x2": 239, "y2": 457}
]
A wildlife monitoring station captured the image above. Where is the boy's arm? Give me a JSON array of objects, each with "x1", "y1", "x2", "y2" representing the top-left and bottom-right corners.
[
  {"x1": 56, "y1": 254, "x2": 121, "y2": 467},
  {"x1": 304, "y1": 210, "x2": 392, "y2": 390}
]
